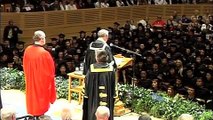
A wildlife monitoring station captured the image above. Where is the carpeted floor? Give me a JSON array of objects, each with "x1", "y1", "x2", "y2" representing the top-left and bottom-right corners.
[{"x1": 1, "y1": 90, "x2": 163, "y2": 120}]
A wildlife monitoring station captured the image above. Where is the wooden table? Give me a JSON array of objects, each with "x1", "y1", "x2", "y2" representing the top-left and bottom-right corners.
[{"x1": 67, "y1": 72, "x2": 85, "y2": 104}]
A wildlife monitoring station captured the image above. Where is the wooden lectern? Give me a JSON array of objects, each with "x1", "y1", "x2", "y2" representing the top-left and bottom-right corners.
[{"x1": 113, "y1": 54, "x2": 133, "y2": 116}]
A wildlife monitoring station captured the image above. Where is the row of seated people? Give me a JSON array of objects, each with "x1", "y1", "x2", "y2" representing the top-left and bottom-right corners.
[
  {"x1": 0, "y1": 106, "x2": 195, "y2": 120},
  {"x1": 0, "y1": 107, "x2": 72, "y2": 120},
  {"x1": 1, "y1": 0, "x2": 209, "y2": 12},
  {"x1": 0, "y1": 11, "x2": 213, "y2": 110}
]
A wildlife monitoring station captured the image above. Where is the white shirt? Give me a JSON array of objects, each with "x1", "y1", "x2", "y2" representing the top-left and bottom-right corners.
[
  {"x1": 116, "y1": 0, "x2": 125, "y2": 7},
  {"x1": 94, "y1": 2, "x2": 109, "y2": 8}
]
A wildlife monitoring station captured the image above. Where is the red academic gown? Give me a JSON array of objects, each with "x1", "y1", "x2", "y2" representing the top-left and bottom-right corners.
[{"x1": 23, "y1": 44, "x2": 56, "y2": 116}]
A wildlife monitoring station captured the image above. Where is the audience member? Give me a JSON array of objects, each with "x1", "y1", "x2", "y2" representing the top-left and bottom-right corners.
[
  {"x1": 0, "y1": 8, "x2": 212, "y2": 113},
  {"x1": 0, "y1": 108, "x2": 16, "y2": 120},
  {"x1": 3, "y1": 20, "x2": 23, "y2": 48},
  {"x1": 61, "y1": 108, "x2": 72, "y2": 120},
  {"x1": 95, "y1": 106, "x2": 110, "y2": 120},
  {"x1": 138, "y1": 114, "x2": 151, "y2": 120},
  {"x1": 83, "y1": 29, "x2": 116, "y2": 75},
  {"x1": 177, "y1": 114, "x2": 194, "y2": 120},
  {"x1": 23, "y1": 30, "x2": 56, "y2": 117},
  {"x1": 39, "y1": 115, "x2": 52, "y2": 120}
]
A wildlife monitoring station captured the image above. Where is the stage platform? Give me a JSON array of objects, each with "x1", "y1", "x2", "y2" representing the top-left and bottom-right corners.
[{"x1": 1, "y1": 90, "x2": 162, "y2": 120}]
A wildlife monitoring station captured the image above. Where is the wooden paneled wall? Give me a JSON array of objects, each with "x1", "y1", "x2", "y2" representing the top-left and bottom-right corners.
[{"x1": 0, "y1": 4, "x2": 213, "y2": 45}]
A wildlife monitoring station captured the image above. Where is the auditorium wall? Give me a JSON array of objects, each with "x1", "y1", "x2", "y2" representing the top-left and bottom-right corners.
[{"x1": 0, "y1": 4, "x2": 213, "y2": 45}]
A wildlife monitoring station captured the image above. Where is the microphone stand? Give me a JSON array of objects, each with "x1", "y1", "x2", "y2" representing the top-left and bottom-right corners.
[{"x1": 110, "y1": 43, "x2": 141, "y2": 90}]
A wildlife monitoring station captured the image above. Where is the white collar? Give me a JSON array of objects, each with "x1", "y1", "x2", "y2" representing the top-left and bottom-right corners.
[{"x1": 97, "y1": 37, "x2": 106, "y2": 43}]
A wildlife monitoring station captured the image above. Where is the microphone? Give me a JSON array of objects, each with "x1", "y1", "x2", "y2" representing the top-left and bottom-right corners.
[
  {"x1": 110, "y1": 43, "x2": 124, "y2": 49},
  {"x1": 110, "y1": 43, "x2": 142, "y2": 57}
]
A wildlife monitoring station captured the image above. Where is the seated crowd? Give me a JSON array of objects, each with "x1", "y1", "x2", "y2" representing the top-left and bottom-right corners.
[
  {"x1": 0, "y1": 9, "x2": 213, "y2": 111},
  {"x1": 0, "y1": 0, "x2": 211, "y2": 12}
]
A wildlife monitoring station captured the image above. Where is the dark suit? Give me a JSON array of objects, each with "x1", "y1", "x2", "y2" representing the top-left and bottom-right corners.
[{"x1": 3, "y1": 25, "x2": 23, "y2": 48}]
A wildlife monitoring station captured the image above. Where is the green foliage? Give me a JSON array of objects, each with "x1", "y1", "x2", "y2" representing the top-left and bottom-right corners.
[
  {"x1": 55, "y1": 76, "x2": 69, "y2": 99},
  {"x1": 118, "y1": 84, "x2": 213, "y2": 120},
  {"x1": 1, "y1": 68, "x2": 213, "y2": 120},
  {"x1": 0, "y1": 67, "x2": 25, "y2": 91},
  {"x1": 199, "y1": 110, "x2": 213, "y2": 120},
  {"x1": 0, "y1": 68, "x2": 78, "y2": 100}
]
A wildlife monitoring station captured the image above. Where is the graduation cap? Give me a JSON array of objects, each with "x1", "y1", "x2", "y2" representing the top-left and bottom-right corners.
[
  {"x1": 65, "y1": 39, "x2": 71, "y2": 42},
  {"x1": 96, "y1": 27, "x2": 101, "y2": 32},
  {"x1": 58, "y1": 33, "x2": 65, "y2": 38},
  {"x1": 79, "y1": 31, "x2": 86, "y2": 34},
  {"x1": 107, "y1": 27, "x2": 113, "y2": 33},
  {"x1": 173, "y1": 52, "x2": 183, "y2": 60},
  {"x1": 91, "y1": 30, "x2": 97, "y2": 34},
  {"x1": 72, "y1": 36, "x2": 77, "y2": 40},
  {"x1": 185, "y1": 63, "x2": 193, "y2": 70},
  {"x1": 186, "y1": 84, "x2": 195, "y2": 90},
  {"x1": 119, "y1": 27, "x2": 125, "y2": 30},
  {"x1": 203, "y1": 57, "x2": 212, "y2": 65},
  {"x1": 7, "y1": 58, "x2": 14, "y2": 64},
  {"x1": 51, "y1": 38, "x2": 58, "y2": 41},
  {"x1": 46, "y1": 43, "x2": 53, "y2": 46},
  {"x1": 137, "y1": 23, "x2": 143, "y2": 27},
  {"x1": 65, "y1": 57, "x2": 73, "y2": 62},
  {"x1": 170, "y1": 43, "x2": 177, "y2": 48},
  {"x1": 57, "y1": 61, "x2": 67, "y2": 68},
  {"x1": 196, "y1": 44, "x2": 206, "y2": 50},
  {"x1": 108, "y1": 27, "x2": 113, "y2": 30},
  {"x1": 145, "y1": 51, "x2": 154, "y2": 58},
  {"x1": 154, "y1": 56, "x2": 162, "y2": 64},
  {"x1": 17, "y1": 41, "x2": 25, "y2": 45},
  {"x1": 114, "y1": 22, "x2": 120, "y2": 26}
]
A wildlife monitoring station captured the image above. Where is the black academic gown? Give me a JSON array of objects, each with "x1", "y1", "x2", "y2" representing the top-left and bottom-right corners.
[
  {"x1": 83, "y1": 38, "x2": 116, "y2": 75},
  {"x1": 83, "y1": 63, "x2": 116, "y2": 120}
]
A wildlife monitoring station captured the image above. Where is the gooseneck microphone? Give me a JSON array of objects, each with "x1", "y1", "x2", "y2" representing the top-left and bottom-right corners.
[
  {"x1": 109, "y1": 43, "x2": 142, "y2": 57},
  {"x1": 110, "y1": 43, "x2": 126, "y2": 51}
]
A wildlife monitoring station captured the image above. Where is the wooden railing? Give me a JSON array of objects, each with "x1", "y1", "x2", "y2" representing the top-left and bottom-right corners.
[{"x1": 0, "y1": 4, "x2": 213, "y2": 44}]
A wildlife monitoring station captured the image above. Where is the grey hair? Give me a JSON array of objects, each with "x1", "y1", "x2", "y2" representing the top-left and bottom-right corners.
[
  {"x1": 95, "y1": 106, "x2": 110, "y2": 118},
  {"x1": 1, "y1": 108, "x2": 16, "y2": 120},
  {"x1": 97, "y1": 29, "x2": 109, "y2": 37},
  {"x1": 33, "y1": 30, "x2": 46, "y2": 41}
]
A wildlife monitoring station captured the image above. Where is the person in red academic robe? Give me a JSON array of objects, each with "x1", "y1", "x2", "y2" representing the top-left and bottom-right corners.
[{"x1": 23, "y1": 30, "x2": 56, "y2": 116}]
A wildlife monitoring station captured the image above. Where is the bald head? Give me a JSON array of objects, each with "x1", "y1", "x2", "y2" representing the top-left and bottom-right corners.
[
  {"x1": 1, "y1": 108, "x2": 16, "y2": 120},
  {"x1": 95, "y1": 106, "x2": 110, "y2": 120},
  {"x1": 61, "y1": 108, "x2": 72, "y2": 120}
]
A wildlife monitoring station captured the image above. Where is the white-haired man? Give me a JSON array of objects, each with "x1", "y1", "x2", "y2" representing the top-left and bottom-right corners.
[
  {"x1": 83, "y1": 29, "x2": 116, "y2": 120},
  {"x1": 83, "y1": 50, "x2": 116, "y2": 120},
  {"x1": 95, "y1": 106, "x2": 110, "y2": 120},
  {"x1": 1, "y1": 108, "x2": 16, "y2": 120},
  {"x1": 83, "y1": 29, "x2": 116, "y2": 75},
  {"x1": 23, "y1": 30, "x2": 56, "y2": 117}
]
